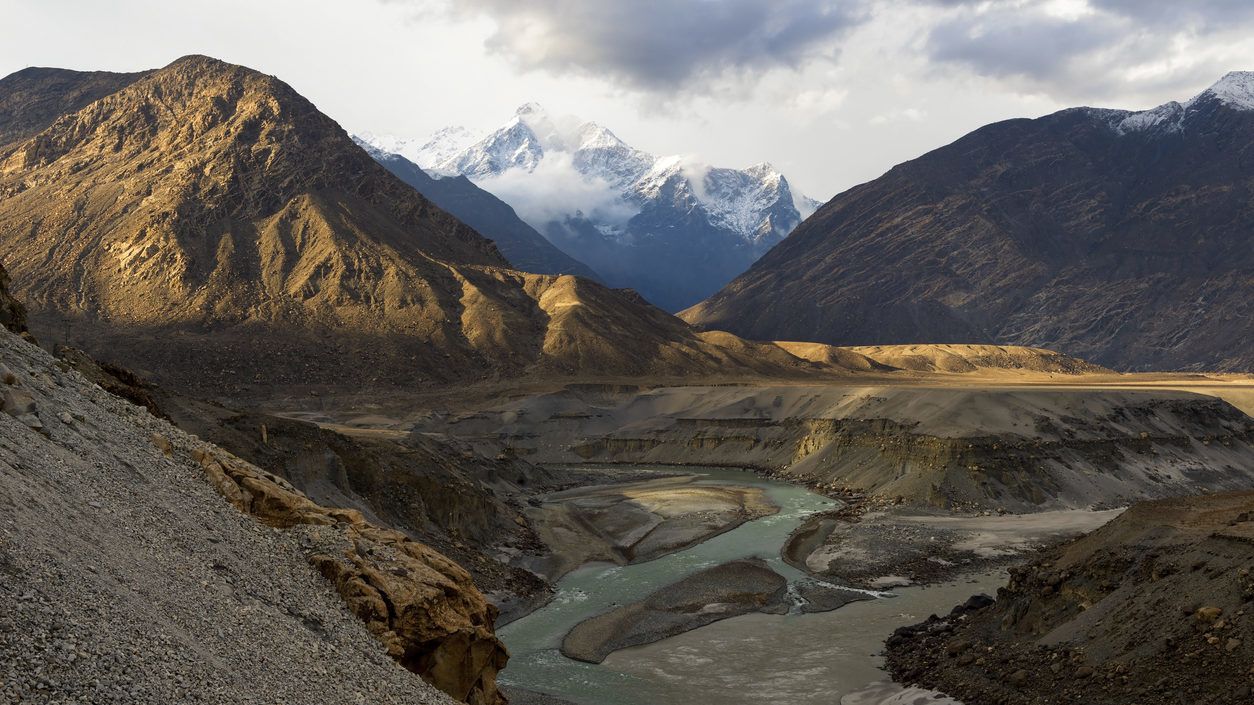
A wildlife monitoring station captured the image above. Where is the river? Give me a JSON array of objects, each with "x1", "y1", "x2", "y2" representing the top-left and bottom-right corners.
[{"x1": 498, "y1": 466, "x2": 1001, "y2": 705}]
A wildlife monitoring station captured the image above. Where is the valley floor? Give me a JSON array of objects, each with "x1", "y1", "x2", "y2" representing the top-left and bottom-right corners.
[{"x1": 244, "y1": 371, "x2": 1250, "y2": 704}]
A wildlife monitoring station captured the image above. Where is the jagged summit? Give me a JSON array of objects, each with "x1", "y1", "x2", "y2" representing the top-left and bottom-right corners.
[
  {"x1": 1202, "y1": 70, "x2": 1254, "y2": 109},
  {"x1": 360, "y1": 105, "x2": 821, "y2": 310},
  {"x1": 1087, "y1": 70, "x2": 1254, "y2": 134}
]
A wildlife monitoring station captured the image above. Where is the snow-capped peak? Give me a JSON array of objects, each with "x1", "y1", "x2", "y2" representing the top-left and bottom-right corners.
[
  {"x1": 1199, "y1": 70, "x2": 1254, "y2": 110},
  {"x1": 576, "y1": 122, "x2": 628, "y2": 151},
  {"x1": 515, "y1": 102, "x2": 545, "y2": 117},
  {"x1": 1103, "y1": 70, "x2": 1254, "y2": 135}
]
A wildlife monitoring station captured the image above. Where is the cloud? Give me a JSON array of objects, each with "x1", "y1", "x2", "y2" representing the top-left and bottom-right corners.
[
  {"x1": 442, "y1": 0, "x2": 869, "y2": 92},
  {"x1": 474, "y1": 151, "x2": 639, "y2": 229},
  {"x1": 868, "y1": 107, "x2": 928, "y2": 125},
  {"x1": 918, "y1": 0, "x2": 1254, "y2": 102}
]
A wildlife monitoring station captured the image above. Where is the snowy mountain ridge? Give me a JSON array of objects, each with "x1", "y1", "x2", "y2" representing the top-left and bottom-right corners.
[
  {"x1": 362, "y1": 103, "x2": 818, "y2": 250},
  {"x1": 1087, "y1": 70, "x2": 1254, "y2": 135},
  {"x1": 358, "y1": 104, "x2": 822, "y2": 311}
]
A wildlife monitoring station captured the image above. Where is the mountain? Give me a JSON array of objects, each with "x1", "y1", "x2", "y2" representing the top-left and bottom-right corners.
[
  {"x1": 0, "y1": 56, "x2": 817, "y2": 396},
  {"x1": 361, "y1": 104, "x2": 820, "y2": 312},
  {"x1": 360, "y1": 126, "x2": 476, "y2": 173},
  {"x1": 0, "y1": 66, "x2": 150, "y2": 146},
  {"x1": 683, "y1": 72, "x2": 1254, "y2": 371},
  {"x1": 352, "y1": 137, "x2": 601, "y2": 279}
]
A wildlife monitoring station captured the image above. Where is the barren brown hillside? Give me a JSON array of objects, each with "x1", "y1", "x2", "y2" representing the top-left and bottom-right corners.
[{"x1": 0, "y1": 56, "x2": 813, "y2": 394}]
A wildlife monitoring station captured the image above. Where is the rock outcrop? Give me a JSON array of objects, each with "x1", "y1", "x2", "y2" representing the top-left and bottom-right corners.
[
  {"x1": 886, "y1": 491, "x2": 1254, "y2": 705},
  {"x1": 190, "y1": 448, "x2": 509, "y2": 705},
  {"x1": 0, "y1": 262, "x2": 26, "y2": 335}
]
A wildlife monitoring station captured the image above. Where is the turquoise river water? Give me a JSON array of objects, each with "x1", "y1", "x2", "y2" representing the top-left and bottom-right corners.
[{"x1": 498, "y1": 467, "x2": 1001, "y2": 705}]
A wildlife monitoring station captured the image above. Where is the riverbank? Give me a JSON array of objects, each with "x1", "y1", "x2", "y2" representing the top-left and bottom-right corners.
[
  {"x1": 784, "y1": 506, "x2": 1125, "y2": 588},
  {"x1": 521, "y1": 471, "x2": 780, "y2": 581},
  {"x1": 561, "y1": 558, "x2": 789, "y2": 663}
]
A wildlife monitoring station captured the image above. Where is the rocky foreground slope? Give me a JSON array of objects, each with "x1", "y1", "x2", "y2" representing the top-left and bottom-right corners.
[
  {"x1": 886, "y1": 491, "x2": 1254, "y2": 704},
  {"x1": 684, "y1": 72, "x2": 1254, "y2": 371},
  {"x1": 0, "y1": 311, "x2": 507, "y2": 703},
  {"x1": 0, "y1": 56, "x2": 814, "y2": 397}
]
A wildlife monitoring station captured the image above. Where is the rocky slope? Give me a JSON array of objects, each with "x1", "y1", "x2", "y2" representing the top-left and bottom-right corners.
[
  {"x1": 0, "y1": 56, "x2": 818, "y2": 396},
  {"x1": 354, "y1": 137, "x2": 601, "y2": 280},
  {"x1": 0, "y1": 66, "x2": 148, "y2": 146},
  {"x1": 886, "y1": 491, "x2": 1254, "y2": 704},
  {"x1": 0, "y1": 322, "x2": 508, "y2": 703},
  {"x1": 363, "y1": 104, "x2": 820, "y2": 311},
  {"x1": 684, "y1": 72, "x2": 1254, "y2": 371},
  {"x1": 416, "y1": 384, "x2": 1254, "y2": 512},
  {"x1": 48, "y1": 344, "x2": 557, "y2": 619}
]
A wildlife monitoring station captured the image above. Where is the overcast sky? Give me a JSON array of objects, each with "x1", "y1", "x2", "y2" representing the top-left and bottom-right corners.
[{"x1": 3, "y1": 0, "x2": 1253, "y2": 198}]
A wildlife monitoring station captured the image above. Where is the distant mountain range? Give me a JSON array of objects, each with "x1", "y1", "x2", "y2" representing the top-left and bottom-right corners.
[
  {"x1": 683, "y1": 72, "x2": 1254, "y2": 371},
  {"x1": 360, "y1": 104, "x2": 820, "y2": 311}
]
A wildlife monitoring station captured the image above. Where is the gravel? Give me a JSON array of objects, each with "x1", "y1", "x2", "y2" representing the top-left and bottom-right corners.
[{"x1": 0, "y1": 328, "x2": 453, "y2": 704}]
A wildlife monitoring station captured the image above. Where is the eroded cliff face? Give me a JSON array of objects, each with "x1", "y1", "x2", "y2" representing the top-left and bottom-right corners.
[
  {"x1": 885, "y1": 491, "x2": 1254, "y2": 705},
  {"x1": 419, "y1": 384, "x2": 1254, "y2": 512}
]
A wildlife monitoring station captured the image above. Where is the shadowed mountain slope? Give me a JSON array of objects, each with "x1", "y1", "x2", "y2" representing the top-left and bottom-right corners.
[
  {"x1": 683, "y1": 73, "x2": 1254, "y2": 371},
  {"x1": 0, "y1": 56, "x2": 813, "y2": 395}
]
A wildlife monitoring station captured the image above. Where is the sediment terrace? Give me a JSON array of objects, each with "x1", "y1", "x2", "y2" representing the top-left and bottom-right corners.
[{"x1": 412, "y1": 382, "x2": 1254, "y2": 512}]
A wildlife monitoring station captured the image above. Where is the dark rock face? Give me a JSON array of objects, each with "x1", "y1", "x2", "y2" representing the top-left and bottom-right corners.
[
  {"x1": 885, "y1": 491, "x2": 1254, "y2": 705},
  {"x1": 684, "y1": 81, "x2": 1254, "y2": 371},
  {"x1": 0, "y1": 262, "x2": 26, "y2": 335},
  {"x1": 192, "y1": 446, "x2": 510, "y2": 705}
]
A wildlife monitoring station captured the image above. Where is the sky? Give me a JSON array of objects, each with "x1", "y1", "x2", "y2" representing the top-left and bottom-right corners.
[{"x1": 3, "y1": 0, "x2": 1253, "y2": 199}]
